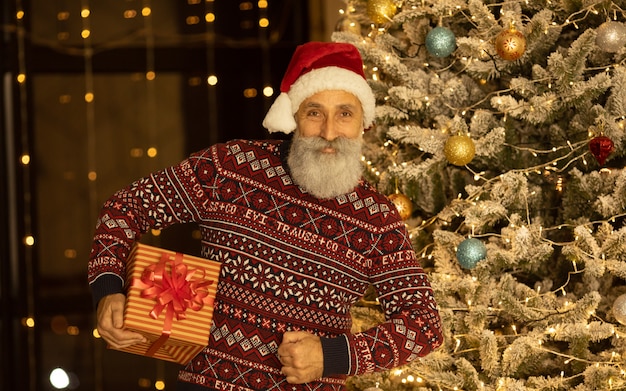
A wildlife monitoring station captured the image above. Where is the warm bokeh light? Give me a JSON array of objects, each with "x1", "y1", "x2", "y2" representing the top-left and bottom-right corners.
[
  {"x1": 24, "y1": 236, "x2": 35, "y2": 246},
  {"x1": 263, "y1": 86, "x2": 274, "y2": 97},
  {"x1": 23, "y1": 317, "x2": 35, "y2": 328},
  {"x1": 49, "y1": 368, "x2": 70, "y2": 389},
  {"x1": 243, "y1": 88, "x2": 258, "y2": 98}
]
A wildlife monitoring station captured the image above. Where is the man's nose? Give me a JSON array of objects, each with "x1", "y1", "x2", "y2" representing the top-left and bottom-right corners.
[{"x1": 320, "y1": 117, "x2": 338, "y2": 141}]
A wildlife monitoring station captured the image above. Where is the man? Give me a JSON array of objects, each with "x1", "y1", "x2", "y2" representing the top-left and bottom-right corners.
[{"x1": 89, "y1": 42, "x2": 443, "y2": 391}]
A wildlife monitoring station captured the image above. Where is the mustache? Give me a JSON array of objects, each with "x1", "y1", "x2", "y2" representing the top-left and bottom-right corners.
[{"x1": 294, "y1": 135, "x2": 361, "y2": 153}]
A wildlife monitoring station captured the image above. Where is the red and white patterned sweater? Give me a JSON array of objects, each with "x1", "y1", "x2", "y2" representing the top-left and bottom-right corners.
[{"x1": 88, "y1": 139, "x2": 442, "y2": 391}]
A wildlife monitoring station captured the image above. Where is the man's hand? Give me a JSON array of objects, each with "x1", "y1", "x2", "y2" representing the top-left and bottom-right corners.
[
  {"x1": 96, "y1": 293, "x2": 146, "y2": 348},
  {"x1": 277, "y1": 331, "x2": 324, "y2": 384}
]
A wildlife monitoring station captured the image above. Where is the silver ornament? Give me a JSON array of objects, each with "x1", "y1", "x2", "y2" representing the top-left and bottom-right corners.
[
  {"x1": 456, "y1": 238, "x2": 487, "y2": 269},
  {"x1": 613, "y1": 294, "x2": 626, "y2": 325},
  {"x1": 596, "y1": 21, "x2": 626, "y2": 53},
  {"x1": 425, "y1": 26, "x2": 456, "y2": 58}
]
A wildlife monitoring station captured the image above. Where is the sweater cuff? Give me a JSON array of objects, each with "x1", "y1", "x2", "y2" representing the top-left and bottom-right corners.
[
  {"x1": 89, "y1": 273, "x2": 125, "y2": 308},
  {"x1": 320, "y1": 335, "x2": 350, "y2": 377}
]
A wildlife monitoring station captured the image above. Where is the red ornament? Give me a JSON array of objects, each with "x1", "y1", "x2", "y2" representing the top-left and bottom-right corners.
[{"x1": 589, "y1": 135, "x2": 614, "y2": 165}]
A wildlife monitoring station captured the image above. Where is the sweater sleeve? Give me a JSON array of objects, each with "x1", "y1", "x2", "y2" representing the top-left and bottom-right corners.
[
  {"x1": 339, "y1": 223, "x2": 443, "y2": 376},
  {"x1": 87, "y1": 149, "x2": 215, "y2": 304},
  {"x1": 320, "y1": 335, "x2": 350, "y2": 377},
  {"x1": 90, "y1": 274, "x2": 125, "y2": 307}
]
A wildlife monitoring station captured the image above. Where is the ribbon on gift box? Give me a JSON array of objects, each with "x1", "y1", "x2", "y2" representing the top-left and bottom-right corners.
[{"x1": 132, "y1": 251, "x2": 215, "y2": 357}]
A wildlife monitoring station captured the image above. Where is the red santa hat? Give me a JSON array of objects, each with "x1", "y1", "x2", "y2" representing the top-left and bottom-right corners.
[{"x1": 262, "y1": 42, "x2": 376, "y2": 134}]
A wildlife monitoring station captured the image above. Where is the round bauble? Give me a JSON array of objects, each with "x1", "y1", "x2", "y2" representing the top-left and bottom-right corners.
[
  {"x1": 388, "y1": 192, "x2": 413, "y2": 220},
  {"x1": 589, "y1": 135, "x2": 614, "y2": 165},
  {"x1": 613, "y1": 294, "x2": 626, "y2": 325},
  {"x1": 425, "y1": 26, "x2": 456, "y2": 58},
  {"x1": 456, "y1": 238, "x2": 487, "y2": 269},
  {"x1": 366, "y1": 0, "x2": 397, "y2": 25},
  {"x1": 596, "y1": 21, "x2": 626, "y2": 53},
  {"x1": 444, "y1": 135, "x2": 475, "y2": 166},
  {"x1": 495, "y1": 27, "x2": 526, "y2": 61}
]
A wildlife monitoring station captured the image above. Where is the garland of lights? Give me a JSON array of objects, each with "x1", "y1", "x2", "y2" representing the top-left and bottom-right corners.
[{"x1": 339, "y1": 1, "x2": 626, "y2": 389}]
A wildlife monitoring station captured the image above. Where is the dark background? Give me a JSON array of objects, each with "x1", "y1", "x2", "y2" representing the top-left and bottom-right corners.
[{"x1": 0, "y1": 1, "x2": 341, "y2": 389}]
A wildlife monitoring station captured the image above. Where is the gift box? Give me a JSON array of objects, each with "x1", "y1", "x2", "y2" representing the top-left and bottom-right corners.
[{"x1": 113, "y1": 243, "x2": 221, "y2": 364}]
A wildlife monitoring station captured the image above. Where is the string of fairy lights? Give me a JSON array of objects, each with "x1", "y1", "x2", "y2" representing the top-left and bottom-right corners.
[
  {"x1": 347, "y1": 1, "x2": 626, "y2": 176},
  {"x1": 11, "y1": 0, "x2": 626, "y2": 389},
  {"x1": 338, "y1": 1, "x2": 626, "y2": 390},
  {"x1": 13, "y1": 1, "x2": 38, "y2": 390},
  {"x1": 8, "y1": 1, "x2": 281, "y2": 389},
  {"x1": 343, "y1": 0, "x2": 626, "y2": 238}
]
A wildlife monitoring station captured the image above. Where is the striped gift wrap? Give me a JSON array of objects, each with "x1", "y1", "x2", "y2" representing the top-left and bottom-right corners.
[{"x1": 112, "y1": 243, "x2": 221, "y2": 364}]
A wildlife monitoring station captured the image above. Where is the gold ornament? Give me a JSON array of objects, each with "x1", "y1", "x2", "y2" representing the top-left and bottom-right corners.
[
  {"x1": 444, "y1": 135, "x2": 475, "y2": 166},
  {"x1": 495, "y1": 27, "x2": 526, "y2": 61},
  {"x1": 366, "y1": 0, "x2": 397, "y2": 25},
  {"x1": 388, "y1": 192, "x2": 413, "y2": 220}
]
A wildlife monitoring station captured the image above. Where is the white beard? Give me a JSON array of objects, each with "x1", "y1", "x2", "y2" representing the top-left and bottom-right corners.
[{"x1": 287, "y1": 134, "x2": 363, "y2": 200}]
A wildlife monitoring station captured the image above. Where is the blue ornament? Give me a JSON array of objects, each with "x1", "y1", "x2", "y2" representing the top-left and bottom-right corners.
[
  {"x1": 425, "y1": 26, "x2": 456, "y2": 58},
  {"x1": 456, "y1": 238, "x2": 487, "y2": 269}
]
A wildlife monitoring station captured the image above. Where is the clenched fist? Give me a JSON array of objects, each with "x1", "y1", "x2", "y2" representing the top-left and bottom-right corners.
[{"x1": 277, "y1": 331, "x2": 324, "y2": 384}]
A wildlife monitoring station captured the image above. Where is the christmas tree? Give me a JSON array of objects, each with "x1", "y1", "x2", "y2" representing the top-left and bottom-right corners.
[{"x1": 333, "y1": 0, "x2": 626, "y2": 390}]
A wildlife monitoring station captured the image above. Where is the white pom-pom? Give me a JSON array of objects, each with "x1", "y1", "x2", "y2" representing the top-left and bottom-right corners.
[{"x1": 262, "y1": 93, "x2": 297, "y2": 134}]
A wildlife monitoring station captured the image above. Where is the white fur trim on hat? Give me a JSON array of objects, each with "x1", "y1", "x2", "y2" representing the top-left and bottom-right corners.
[
  {"x1": 262, "y1": 66, "x2": 375, "y2": 134},
  {"x1": 262, "y1": 93, "x2": 296, "y2": 134}
]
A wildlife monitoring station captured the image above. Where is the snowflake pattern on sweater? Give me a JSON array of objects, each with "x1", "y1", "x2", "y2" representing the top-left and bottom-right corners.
[{"x1": 88, "y1": 139, "x2": 442, "y2": 391}]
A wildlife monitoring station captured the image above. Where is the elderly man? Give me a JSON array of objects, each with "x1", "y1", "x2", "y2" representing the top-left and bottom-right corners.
[{"x1": 89, "y1": 41, "x2": 442, "y2": 391}]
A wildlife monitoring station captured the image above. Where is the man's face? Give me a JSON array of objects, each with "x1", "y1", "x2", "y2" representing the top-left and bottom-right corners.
[
  {"x1": 287, "y1": 90, "x2": 365, "y2": 200},
  {"x1": 295, "y1": 90, "x2": 364, "y2": 144}
]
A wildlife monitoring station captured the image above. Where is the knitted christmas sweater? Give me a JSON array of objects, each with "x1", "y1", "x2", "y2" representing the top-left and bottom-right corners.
[{"x1": 88, "y1": 139, "x2": 443, "y2": 391}]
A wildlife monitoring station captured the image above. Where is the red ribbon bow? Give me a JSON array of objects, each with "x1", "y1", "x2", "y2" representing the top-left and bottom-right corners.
[{"x1": 133, "y1": 252, "x2": 214, "y2": 357}]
